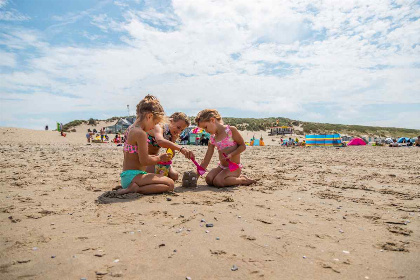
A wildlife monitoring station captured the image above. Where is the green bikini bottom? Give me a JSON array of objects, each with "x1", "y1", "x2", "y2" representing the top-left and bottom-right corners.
[{"x1": 120, "y1": 170, "x2": 148, "y2": 189}]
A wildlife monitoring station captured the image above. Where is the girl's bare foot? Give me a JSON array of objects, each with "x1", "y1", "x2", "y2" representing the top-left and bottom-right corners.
[
  {"x1": 240, "y1": 175, "x2": 257, "y2": 185},
  {"x1": 116, "y1": 182, "x2": 140, "y2": 195},
  {"x1": 112, "y1": 185, "x2": 122, "y2": 191}
]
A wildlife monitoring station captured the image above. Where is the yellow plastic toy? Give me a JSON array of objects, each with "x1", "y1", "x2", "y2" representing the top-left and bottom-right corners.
[{"x1": 167, "y1": 148, "x2": 174, "y2": 159}]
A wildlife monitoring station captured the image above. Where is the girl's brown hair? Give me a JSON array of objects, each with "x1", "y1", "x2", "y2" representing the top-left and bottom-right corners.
[
  {"x1": 136, "y1": 95, "x2": 165, "y2": 122},
  {"x1": 170, "y1": 112, "x2": 190, "y2": 126},
  {"x1": 195, "y1": 109, "x2": 222, "y2": 125}
]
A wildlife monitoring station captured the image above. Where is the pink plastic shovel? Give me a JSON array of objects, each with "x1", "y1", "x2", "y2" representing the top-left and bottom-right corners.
[
  {"x1": 222, "y1": 153, "x2": 240, "y2": 172},
  {"x1": 191, "y1": 158, "x2": 206, "y2": 176}
]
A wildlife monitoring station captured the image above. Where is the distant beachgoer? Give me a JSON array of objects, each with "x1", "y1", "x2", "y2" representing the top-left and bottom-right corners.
[
  {"x1": 86, "y1": 131, "x2": 92, "y2": 143},
  {"x1": 389, "y1": 139, "x2": 399, "y2": 147},
  {"x1": 100, "y1": 127, "x2": 105, "y2": 143},
  {"x1": 407, "y1": 139, "x2": 413, "y2": 147},
  {"x1": 59, "y1": 123, "x2": 63, "y2": 136},
  {"x1": 180, "y1": 133, "x2": 189, "y2": 144},
  {"x1": 201, "y1": 135, "x2": 209, "y2": 146},
  {"x1": 116, "y1": 95, "x2": 174, "y2": 195},
  {"x1": 45, "y1": 125, "x2": 48, "y2": 130},
  {"x1": 415, "y1": 136, "x2": 420, "y2": 147},
  {"x1": 93, "y1": 128, "x2": 97, "y2": 133},
  {"x1": 288, "y1": 137, "x2": 294, "y2": 146},
  {"x1": 145, "y1": 112, "x2": 194, "y2": 181},
  {"x1": 195, "y1": 109, "x2": 256, "y2": 187}
]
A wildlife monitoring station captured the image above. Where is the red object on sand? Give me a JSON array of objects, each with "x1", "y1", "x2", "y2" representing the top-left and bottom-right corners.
[{"x1": 347, "y1": 138, "x2": 366, "y2": 146}]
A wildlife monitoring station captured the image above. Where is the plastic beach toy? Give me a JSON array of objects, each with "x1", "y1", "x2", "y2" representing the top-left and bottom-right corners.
[
  {"x1": 222, "y1": 153, "x2": 240, "y2": 172},
  {"x1": 191, "y1": 158, "x2": 206, "y2": 176},
  {"x1": 155, "y1": 148, "x2": 174, "y2": 176},
  {"x1": 167, "y1": 148, "x2": 174, "y2": 160}
]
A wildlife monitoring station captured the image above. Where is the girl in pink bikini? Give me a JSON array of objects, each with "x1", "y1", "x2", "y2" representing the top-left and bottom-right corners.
[
  {"x1": 195, "y1": 109, "x2": 256, "y2": 187},
  {"x1": 117, "y1": 95, "x2": 174, "y2": 195}
]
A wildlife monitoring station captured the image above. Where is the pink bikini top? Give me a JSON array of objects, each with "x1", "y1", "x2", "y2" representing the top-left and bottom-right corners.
[
  {"x1": 210, "y1": 125, "x2": 237, "y2": 150},
  {"x1": 123, "y1": 125, "x2": 138, "y2": 154}
]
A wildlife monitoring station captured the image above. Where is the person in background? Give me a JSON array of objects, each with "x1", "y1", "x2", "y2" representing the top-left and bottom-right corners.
[
  {"x1": 414, "y1": 136, "x2": 420, "y2": 147},
  {"x1": 100, "y1": 127, "x2": 105, "y2": 143},
  {"x1": 86, "y1": 130, "x2": 92, "y2": 143},
  {"x1": 45, "y1": 125, "x2": 48, "y2": 130}
]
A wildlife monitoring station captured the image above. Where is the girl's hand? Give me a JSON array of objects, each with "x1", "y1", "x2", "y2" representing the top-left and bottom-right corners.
[
  {"x1": 180, "y1": 147, "x2": 195, "y2": 160},
  {"x1": 224, "y1": 153, "x2": 232, "y2": 160},
  {"x1": 159, "y1": 153, "x2": 171, "y2": 162}
]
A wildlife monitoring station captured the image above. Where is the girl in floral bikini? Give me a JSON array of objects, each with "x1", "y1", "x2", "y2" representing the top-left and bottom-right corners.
[
  {"x1": 195, "y1": 109, "x2": 256, "y2": 187},
  {"x1": 117, "y1": 95, "x2": 174, "y2": 195},
  {"x1": 146, "y1": 112, "x2": 195, "y2": 181}
]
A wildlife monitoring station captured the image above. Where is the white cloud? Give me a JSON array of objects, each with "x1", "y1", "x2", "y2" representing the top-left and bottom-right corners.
[
  {"x1": 0, "y1": 0, "x2": 7, "y2": 8},
  {"x1": 0, "y1": 50, "x2": 15, "y2": 67},
  {"x1": 0, "y1": 0, "x2": 30, "y2": 21},
  {"x1": 1, "y1": 0, "x2": 420, "y2": 129}
]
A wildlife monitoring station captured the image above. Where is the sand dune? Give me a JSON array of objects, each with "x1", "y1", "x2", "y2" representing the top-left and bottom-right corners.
[{"x1": 0, "y1": 127, "x2": 419, "y2": 279}]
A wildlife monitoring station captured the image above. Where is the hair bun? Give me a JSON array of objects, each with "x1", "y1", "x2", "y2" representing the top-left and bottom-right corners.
[{"x1": 144, "y1": 94, "x2": 157, "y2": 101}]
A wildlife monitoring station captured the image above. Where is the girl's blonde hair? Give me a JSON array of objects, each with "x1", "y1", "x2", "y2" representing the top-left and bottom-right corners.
[
  {"x1": 195, "y1": 109, "x2": 222, "y2": 125},
  {"x1": 136, "y1": 95, "x2": 165, "y2": 122},
  {"x1": 170, "y1": 112, "x2": 190, "y2": 126}
]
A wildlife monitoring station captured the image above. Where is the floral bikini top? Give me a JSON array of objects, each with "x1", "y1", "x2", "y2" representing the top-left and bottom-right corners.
[
  {"x1": 123, "y1": 124, "x2": 172, "y2": 154},
  {"x1": 123, "y1": 125, "x2": 138, "y2": 154},
  {"x1": 210, "y1": 125, "x2": 237, "y2": 150}
]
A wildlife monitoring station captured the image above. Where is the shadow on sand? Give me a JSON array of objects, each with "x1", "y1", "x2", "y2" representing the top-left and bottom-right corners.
[
  {"x1": 175, "y1": 184, "x2": 238, "y2": 193},
  {"x1": 96, "y1": 184, "x2": 239, "y2": 204}
]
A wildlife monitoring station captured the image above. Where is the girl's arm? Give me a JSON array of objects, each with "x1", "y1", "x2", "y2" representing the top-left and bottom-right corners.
[
  {"x1": 153, "y1": 125, "x2": 195, "y2": 159},
  {"x1": 136, "y1": 129, "x2": 168, "y2": 165},
  {"x1": 226, "y1": 126, "x2": 246, "y2": 158},
  {"x1": 200, "y1": 143, "x2": 215, "y2": 169}
]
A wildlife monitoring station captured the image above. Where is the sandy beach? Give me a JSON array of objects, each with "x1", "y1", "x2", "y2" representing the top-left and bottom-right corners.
[{"x1": 0, "y1": 126, "x2": 419, "y2": 280}]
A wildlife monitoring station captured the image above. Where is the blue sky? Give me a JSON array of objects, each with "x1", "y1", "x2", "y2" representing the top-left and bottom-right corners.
[{"x1": 0, "y1": 0, "x2": 419, "y2": 130}]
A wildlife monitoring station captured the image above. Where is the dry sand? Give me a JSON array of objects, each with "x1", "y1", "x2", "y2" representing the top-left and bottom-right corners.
[{"x1": 0, "y1": 126, "x2": 419, "y2": 279}]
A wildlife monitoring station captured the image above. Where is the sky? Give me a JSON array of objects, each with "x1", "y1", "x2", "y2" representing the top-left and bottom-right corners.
[{"x1": 0, "y1": 0, "x2": 419, "y2": 130}]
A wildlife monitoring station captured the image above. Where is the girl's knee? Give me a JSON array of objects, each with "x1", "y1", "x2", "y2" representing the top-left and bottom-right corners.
[
  {"x1": 165, "y1": 178, "x2": 175, "y2": 191},
  {"x1": 213, "y1": 177, "x2": 225, "y2": 188},
  {"x1": 205, "y1": 175, "x2": 214, "y2": 186}
]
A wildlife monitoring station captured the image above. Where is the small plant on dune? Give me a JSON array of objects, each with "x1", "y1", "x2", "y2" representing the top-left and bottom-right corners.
[{"x1": 88, "y1": 118, "x2": 97, "y2": 125}]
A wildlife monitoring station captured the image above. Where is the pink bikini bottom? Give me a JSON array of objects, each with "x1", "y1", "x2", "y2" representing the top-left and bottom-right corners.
[{"x1": 218, "y1": 162, "x2": 243, "y2": 170}]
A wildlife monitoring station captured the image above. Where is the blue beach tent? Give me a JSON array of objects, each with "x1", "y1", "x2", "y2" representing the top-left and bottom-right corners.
[{"x1": 397, "y1": 137, "x2": 411, "y2": 143}]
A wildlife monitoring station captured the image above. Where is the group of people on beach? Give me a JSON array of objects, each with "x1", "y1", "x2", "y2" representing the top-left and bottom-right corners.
[{"x1": 115, "y1": 95, "x2": 256, "y2": 195}]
